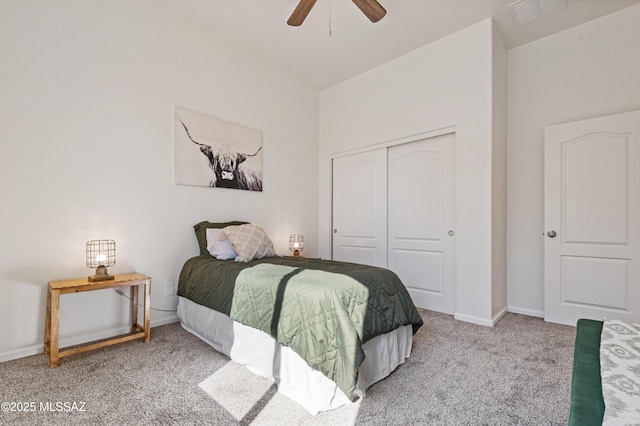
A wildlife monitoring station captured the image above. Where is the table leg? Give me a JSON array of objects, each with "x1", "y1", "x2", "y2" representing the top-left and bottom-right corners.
[
  {"x1": 143, "y1": 279, "x2": 151, "y2": 342},
  {"x1": 44, "y1": 287, "x2": 51, "y2": 354},
  {"x1": 49, "y1": 289, "x2": 60, "y2": 368},
  {"x1": 130, "y1": 285, "x2": 138, "y2": 334}
]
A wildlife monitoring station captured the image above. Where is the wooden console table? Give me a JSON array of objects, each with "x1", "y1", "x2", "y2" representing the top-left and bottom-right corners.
[{"x1": 44, "y1": 272, "x2": 151, "y2": 367}]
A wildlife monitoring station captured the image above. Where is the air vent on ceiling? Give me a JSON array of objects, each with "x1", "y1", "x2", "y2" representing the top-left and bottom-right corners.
[{"x1": 510, "y1": 0, "x2": 567, "y2": 26}]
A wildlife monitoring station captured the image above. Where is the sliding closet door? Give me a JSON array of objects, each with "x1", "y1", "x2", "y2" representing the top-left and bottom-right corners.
[
  {"x1": 388, "y1": 133, "x2": 456, "y2": 314},
  {"x1": 332, "y1": 149, "x2": 387, "y2": 267}
]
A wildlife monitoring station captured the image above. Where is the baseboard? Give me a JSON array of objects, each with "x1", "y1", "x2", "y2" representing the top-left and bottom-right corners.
[
  {"x1": 507, "y1": 306, "x2": 545, "y2": 318},
  {"x1": 0, "y1": 326, "x2": 131, "y2": 364},
  {"x1": 454, "y1": 307, "x2": 508, "y2": 327},
  {"x1": 0, "y1": 343, "x2": 45, "y2": 364},
  {"x1": 151, "y1": 314, "x2": 180, "y2": 327},
  {"x1": 492, "y1": 307, "x2": 508, "y2": 325},
  {"x1": 0, "y1": 315, "x2": 180, "y2": 364},
  {"x1": 454, "y1": 313, "x2": 495, "y2": 327}
]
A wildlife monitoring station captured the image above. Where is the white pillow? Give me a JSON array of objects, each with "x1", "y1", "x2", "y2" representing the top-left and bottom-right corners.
[
  {"x1": 206, "y1": 228, "x2": 237, "y2": 260},
  {"x1": 221, "y1": 223, "x2": 276, "y2": 262}
]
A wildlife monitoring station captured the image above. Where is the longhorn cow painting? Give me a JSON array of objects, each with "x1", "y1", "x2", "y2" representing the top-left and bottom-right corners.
[{"x1": 175, "y1": 107, "x2": 263, "y2": 191}]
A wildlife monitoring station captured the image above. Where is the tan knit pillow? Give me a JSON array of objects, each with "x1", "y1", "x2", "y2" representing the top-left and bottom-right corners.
[{"x1": 221, "y1": 223, "x2": 277, "y2": 262}]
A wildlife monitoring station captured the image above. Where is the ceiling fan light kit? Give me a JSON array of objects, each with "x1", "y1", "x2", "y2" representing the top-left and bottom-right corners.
[{"x1": 287, "y1": 0, "x2": 386, "y2": 26}]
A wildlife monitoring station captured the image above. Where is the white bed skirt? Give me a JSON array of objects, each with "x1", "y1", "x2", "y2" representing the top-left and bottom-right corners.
[{"x1": 177, "y1": 296, "x2": 413, "y2": 415}]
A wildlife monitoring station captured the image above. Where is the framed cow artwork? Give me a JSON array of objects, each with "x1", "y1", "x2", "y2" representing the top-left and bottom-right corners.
[{"x1": 174, "y1": 107, "x2": 263, "y2": 191}]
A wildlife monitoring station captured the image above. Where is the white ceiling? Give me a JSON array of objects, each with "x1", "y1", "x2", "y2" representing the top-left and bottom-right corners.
[{"x1": 136, "y1": 0, "x2": 640, "y2": 90}]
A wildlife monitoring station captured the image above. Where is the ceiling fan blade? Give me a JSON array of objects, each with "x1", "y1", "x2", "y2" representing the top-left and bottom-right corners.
[
  {"x1": 287, "y1": 0, "x2": 318, "y2": 26},
  {"x1": 351, "y1": 0, "x2": 386, "y2": 23}
]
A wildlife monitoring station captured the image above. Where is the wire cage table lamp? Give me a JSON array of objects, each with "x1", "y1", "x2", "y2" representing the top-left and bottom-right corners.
[
  {"x1": 289, "y1": 234, "x2": 304, "y2": 257},
  {"x1": 86, "y1": 240, "x2": 116, "y2": 282}
]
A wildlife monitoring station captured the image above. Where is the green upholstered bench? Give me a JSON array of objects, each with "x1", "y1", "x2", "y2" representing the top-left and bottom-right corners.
[{"x1": 568, "y1": 319, "x2": 604, "y2": 426}]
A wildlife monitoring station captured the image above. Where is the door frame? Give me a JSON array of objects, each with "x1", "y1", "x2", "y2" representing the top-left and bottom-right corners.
[
  {"x1": 544, "y1": 110, "x2": 640, "y2": 325},
  {"x1": 330, "y1": 126, "x2": 457, "y2": 315},
  {"x1": 330, "y1": 126, "x2": 457, "y2": 260}
]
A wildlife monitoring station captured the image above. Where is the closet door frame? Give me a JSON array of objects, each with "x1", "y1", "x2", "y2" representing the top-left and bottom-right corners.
[{"x1": 330, "y1": 126, "x2": 456, "y2": 312}]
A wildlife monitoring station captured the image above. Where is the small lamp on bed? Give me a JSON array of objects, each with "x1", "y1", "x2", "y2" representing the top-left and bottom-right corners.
[
  {"x1": 86, "y1": 239, "x2": 116, "y2": 282},
  {"x1": 289, "y1": 234, "x2": 304, "y2": 257}
]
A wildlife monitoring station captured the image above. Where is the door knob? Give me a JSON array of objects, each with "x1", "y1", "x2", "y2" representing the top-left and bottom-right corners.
[
  {"x1": 448, "y1": 230, "x2": 454, "y2": 236},
  {"x1": 547, "y1": 230, "x2": 557, "y2": 238}
]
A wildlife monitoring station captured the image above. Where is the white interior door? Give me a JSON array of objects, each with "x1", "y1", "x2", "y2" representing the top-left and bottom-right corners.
[
  {"x1": 388, "y1": 134, "x2": 456, "y2": 314},
  {"x1": 544, "y1": 110, "x2": 640, "y2": 325},
  {"x1": 332, "y1": 149, "x2": 387, "y2": 267}
]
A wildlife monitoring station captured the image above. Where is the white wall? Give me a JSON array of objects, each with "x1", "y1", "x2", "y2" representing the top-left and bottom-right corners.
[
  {"x1": 319, "y1": 19, "x2": 507, "y2": 325},
  {"x1": 507, "y1": 4, "x2": 640, "y2": 317},
  {"x1": 4, "y1": 1, "x2": 633, "y2": 364},
  {"x1": 0, "y1": 0, "x2": 319, "y2": 361}
]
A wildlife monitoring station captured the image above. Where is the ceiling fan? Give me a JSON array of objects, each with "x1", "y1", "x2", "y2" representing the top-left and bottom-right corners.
[{"x1": 287, "y1": 0, "x2": 386, "y2": 26}]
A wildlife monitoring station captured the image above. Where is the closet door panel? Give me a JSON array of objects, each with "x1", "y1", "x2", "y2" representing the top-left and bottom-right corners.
[
  {"x1": 332, "y1": 149, "x2": 387, "y2": 267},
  {"x1": 392, "y1": 152, "x2": 443, "y2": 240},
  {"x1": 388, "y1": 134, "x2": 456, "y2": 314}
]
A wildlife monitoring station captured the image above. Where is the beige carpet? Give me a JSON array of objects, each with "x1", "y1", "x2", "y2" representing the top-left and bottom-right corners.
[{"x1": 0, "y1": 310, "x2": 575, "y2": 425}]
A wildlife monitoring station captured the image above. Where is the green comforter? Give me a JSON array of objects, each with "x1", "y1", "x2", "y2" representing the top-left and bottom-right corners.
[{"x1": 178, "y1": 256, "x2": 423, "y2": 397}]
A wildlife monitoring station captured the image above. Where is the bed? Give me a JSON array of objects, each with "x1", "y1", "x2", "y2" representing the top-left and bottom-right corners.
[{"x1": 176, "y1": 221, "x2": 424, "y2": 415}]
